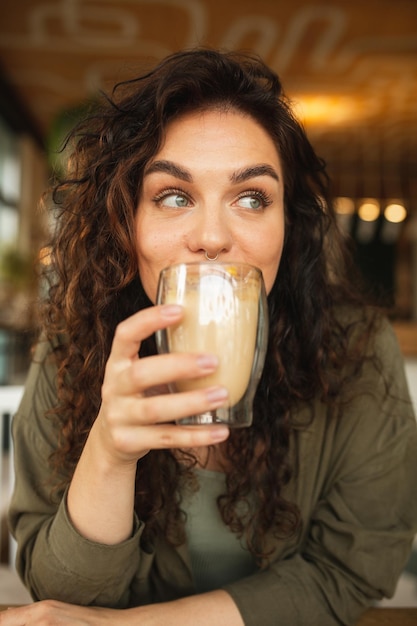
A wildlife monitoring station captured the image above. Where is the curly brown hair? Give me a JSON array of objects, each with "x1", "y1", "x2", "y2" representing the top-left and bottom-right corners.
[{"x1": 40, "y1": 48, "x2": 373, "y2": 564}]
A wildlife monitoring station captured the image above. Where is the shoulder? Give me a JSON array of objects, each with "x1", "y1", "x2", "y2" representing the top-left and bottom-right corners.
[
  {"x1": 25, "y1": 334, "x2": 64, "y2": 401},
  {"x1": 333, "y1": 306, "x2": 407, "y2": 389},
  {"x1": 13, "y1": 334, "x2": 66, "y2": 444},
  {"x1": 330, "y1": 310, "x2": 415, "y2": 470},
  {"x1": 294, "y1": 306, "x2": 415, "y2": 466}
]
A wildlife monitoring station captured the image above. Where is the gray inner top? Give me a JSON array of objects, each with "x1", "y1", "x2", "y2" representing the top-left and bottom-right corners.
[{"x1": 181, "y1": 467, "x2": 257, "y2": 593}]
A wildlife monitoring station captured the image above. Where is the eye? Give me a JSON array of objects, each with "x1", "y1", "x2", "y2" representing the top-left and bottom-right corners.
[
  {"x1": 235, "y1": 190, "x2": 272, "y2": 210},
  {"x1": 238, "y1": 195, "x2": 263, "y2": 210},
  {"x1": 153, "y1": 189, "x2": 191, "y2": 208}
]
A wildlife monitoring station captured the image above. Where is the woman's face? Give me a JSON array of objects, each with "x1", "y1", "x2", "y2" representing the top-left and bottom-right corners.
[{"x1": 135, "y1": 108, "x2": 285, "y2": 302}]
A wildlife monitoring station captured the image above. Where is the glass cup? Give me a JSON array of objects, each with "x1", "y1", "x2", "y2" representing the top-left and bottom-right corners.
[{"x1": 155, "y1": 262, "x2": 268, "y2": 427}]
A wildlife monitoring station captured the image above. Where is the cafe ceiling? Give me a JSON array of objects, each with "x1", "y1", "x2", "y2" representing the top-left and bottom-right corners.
[{"x1": 1, "y1": 0, "x2": 417, "y2": 200}]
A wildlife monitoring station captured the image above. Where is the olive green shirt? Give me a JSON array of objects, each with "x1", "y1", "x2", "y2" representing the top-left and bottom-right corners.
[{"x1": 8, "y1": 317, "x2": 417, "y2": 625}]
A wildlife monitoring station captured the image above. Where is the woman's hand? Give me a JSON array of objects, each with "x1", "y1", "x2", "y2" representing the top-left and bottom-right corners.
[
  {"x1": 0, "y1": 591, "x2": 244, "y2": 626},
  {"x1": 0, "y1": 600, "x2": 125, "y2": 626},
  {"x1": 66, "y1": 303, "x2": 229, "y2": 544},
  {"x1": 94, "y1": 303, "x2": 230, "y2": 466}
]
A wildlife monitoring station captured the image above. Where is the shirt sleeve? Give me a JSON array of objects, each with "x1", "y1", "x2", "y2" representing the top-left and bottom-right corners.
[
  {"x1": 8, "y1": 338, "x2": 143, "y2": 607},
  {"x1": 224, "y1": 318, "x2": 417, "y2": 626}
]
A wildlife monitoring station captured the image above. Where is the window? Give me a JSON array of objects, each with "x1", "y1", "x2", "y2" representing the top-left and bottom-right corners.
[{"x1": 0, "y1": 117, "x2": 20, "y2": 246}]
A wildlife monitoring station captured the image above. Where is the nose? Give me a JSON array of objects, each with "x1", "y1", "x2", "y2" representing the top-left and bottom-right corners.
[{"x1": 188, "y1": 205, "x2": 233, "y2": 259}]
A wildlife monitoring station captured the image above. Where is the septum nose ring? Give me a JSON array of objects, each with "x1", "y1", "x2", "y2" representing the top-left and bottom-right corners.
[{"x1": 204, "y1": 251, "x2": 219, "y2": 262}]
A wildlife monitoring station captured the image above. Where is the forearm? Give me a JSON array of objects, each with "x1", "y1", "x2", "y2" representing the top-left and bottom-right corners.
[
  {"x1": 67, "y1": 421, "x2": 137, "y2": 544},
  {"x1": 0, "y1": 592, "x2": 244, "y2": 625},
  {"x1": 125, "y1": 590, "x2": 244, "y2": 626}
]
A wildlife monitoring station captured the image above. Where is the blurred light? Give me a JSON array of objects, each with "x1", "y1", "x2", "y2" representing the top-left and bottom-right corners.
[
  {"x1": 384, "y1": 202, "x2": 407, "y2": 224},
  {"x1": 335, "y1": 197, "x2": 355, "y2": 215},
  {"x1": 38, "y1": 246, "x2": 52, "y2": 265},
  {"x1": 358, "y1": 199, "x2": 380, "y2": 222},
  {"x1": 356, "y1": 199, "x2": 380, "y2": 243},
  {"x1": 0, "y1": 205, "x2": 19, "y2": 245},
  {"x1": 294, "y1": 95, "x2": 359, "y2": 126},
  {"x1": 380, "y1": 201, "x2": 407, "y2": 244},
  {"x1": 335, "y1": 197, "x2": 355, "y2": 236}
]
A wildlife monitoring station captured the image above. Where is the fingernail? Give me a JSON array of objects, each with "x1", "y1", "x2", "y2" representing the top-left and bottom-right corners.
[
  {"x1": 206, "y1": 386, "x2": 228, "y2": 406},
  {"x1": 160, "y1": 304, "x2": 183, "y2": 318},
  {"x1": 197, "y1": 354, "x2": 219, "y2": 371}
]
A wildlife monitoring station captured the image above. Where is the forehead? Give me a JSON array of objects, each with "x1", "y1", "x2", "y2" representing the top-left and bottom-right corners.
[{"x1": 151, "y1": 108, "x2": 282, "y2": 169}]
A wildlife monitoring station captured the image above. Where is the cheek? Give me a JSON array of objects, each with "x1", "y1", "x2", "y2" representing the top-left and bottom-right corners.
[{"x1": 136, "y1": 226, "x2": 183, "y2": 303}]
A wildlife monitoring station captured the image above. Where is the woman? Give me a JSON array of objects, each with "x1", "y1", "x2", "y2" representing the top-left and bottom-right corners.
[{"x1": 4, "y1": 48, "x2": 417, "y2": 625}]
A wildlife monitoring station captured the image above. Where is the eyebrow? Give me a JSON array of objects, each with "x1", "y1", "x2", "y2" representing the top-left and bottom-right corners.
[
  {"x1": 144, "y1": 160, "x2": 192, "y2": 182},
  {"x1": 231, "y1": 164, "x2": 280, "y2": 183},
  {"x1": 144, "y1": 160, "x2": 280, "y2": 183}
]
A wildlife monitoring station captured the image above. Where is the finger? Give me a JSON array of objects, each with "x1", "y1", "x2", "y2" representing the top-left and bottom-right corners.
[
  {"x1": 0, "y1": 604, "x2": 28, "y2": 625},
  {"x1": 110, "y1": 304, "x2": 183, "y2": 361},
  {"x1": 114, "y1": 352, "x2": 219, "y2": 396},
  {"x1": 135, "y1": 383, "x2": 229, "y2": 423},
  {"x1": 134, "y1": 422, "x2": 230, "y2": 451},
  {"x1": 105, "y1": 383, "x2": 229, "y2": 432},
  {"x1": 0, "y1": 601, "x2": 62, "y2": 625},
  {"x1": 95, "y1": 387, "x2": 230, "y2": 460}
]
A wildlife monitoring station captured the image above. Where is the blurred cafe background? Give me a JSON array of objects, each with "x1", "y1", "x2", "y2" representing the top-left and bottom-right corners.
[
  {"x1": 0, "y1": 0, "x2": 417, "y2": 384},
  {"x1": 0, "y1": 0, "x2": 416, "y2": 606}
]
